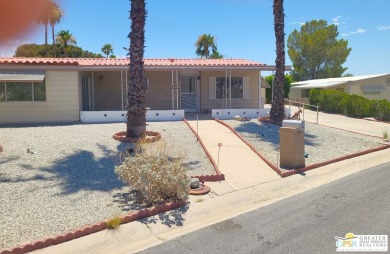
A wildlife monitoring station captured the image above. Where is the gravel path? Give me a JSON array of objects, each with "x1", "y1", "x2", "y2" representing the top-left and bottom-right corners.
[
  {"x1": 225, "y1": 120, "x2": 384, "y2": 169},
  {"x1": 0, "y1": 122, "x2": 214, "y2": 251}
]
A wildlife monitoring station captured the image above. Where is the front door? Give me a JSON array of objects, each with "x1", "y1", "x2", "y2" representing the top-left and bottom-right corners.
[
  {"x1": 82, "y1": 76, "x2": 92, "y2": 111},
  {"x1": 180, "y1": 76, "x2": 197, "y2": 112}
]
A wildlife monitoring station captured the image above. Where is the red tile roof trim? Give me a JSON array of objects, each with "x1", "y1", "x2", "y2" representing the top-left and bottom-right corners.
[{"x1": 0, "y1": 57, "x2": 266, "y2": 67}]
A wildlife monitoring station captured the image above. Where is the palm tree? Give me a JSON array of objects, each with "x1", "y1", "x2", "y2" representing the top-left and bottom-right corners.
[
  {"x1": 56, "y1": 30, "x2": 76, "y2": 58},
  {"x1": 37, "y1": 1, "x2": 50, "y2": 56},
  {"x1": 195, "y1": 34, "x2": 218, "y2": 59},
  {"x1": 49, "y1": 2, "x2": 63, "y2": 57},
  {"x1": 269, "y1": 0, "x2": 286, "y2": 123},
  {"x1": 101, "y1": 44, "x2": 114, "y2": 58},
  {"x1": 210, "y1": 50, "x2": 224, "y2": 59},
  {"x1": 126, "y1": 0, "x2": 147, "y2": 138}
]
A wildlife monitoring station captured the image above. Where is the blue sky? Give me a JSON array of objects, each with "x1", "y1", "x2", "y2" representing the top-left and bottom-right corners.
[{"x1": 1, "y1": 0, "x2": 389, "y2": 76}]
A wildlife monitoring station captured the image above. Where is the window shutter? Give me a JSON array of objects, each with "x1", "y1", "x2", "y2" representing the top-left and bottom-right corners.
[
  {"x1": 243, "y1": 76, "x2": 250, "y2": 99},
  {"x1": 209, "y1": 77, "x2": 216, "y2": 99}
]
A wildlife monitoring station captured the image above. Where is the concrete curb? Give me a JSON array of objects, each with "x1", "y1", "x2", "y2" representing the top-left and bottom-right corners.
[
  {"x1": 214, "y1": 118, "x2": 390, "y2": 178},
  {"x1": 0, "y1": 200, "x2": 186, "y2": 254},
  {"x1": 183, "y1": 119, "x2": 225, "y2": 182}
]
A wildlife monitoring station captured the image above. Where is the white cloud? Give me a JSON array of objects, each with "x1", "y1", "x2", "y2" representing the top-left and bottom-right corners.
[
  {"x1": 290, "y1": 21, "x2": 305, "y2": 26},
  {"x1": 350, "y1": 28, "x2": 366, "y2": 34},
  {"x1": 341, "y1": 33, "x2": 349, "y2": 37},
  {"x1": 377, "y1": 25, "x2": 390, "y2": 31},
  {"x1": 332, "y1": 16, "x2": 343, "y2": 26}
]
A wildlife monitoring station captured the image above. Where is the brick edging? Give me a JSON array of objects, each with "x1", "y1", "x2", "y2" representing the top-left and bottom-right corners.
[
  {"x1": 183, "y1": 119, "x2": 225, "y2": 181},
  {"x1": 0, "y1": 200, "x2": 186, "y2": 254},
  {"x1": 214, "y1": 118, "x2": 390, "y2": 178}
]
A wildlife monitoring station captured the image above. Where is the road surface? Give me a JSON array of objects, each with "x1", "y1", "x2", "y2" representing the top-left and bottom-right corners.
[{"x1": 139, "y1": 162, "x2": 390, "y2": 254}]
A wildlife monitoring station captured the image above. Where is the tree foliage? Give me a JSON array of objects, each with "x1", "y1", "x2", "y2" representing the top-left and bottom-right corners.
[
  {"x1": 56, "y1": 30, "x2": 77, "y2": 57},
  {"x1": 101, "y1": 43, "x2": 114, "y2": 58},
  {"x1": 15, "y1": 43, "x2": 103, "y2": 58},
  {"x1": 265, "y1": 74, "x2": 292, "y2": 103},
  {"x1": 195, "y1": 34, "x2": 221, "y2": 59},
  {"x1": 287, "y1": 19, "x2": 352, "y2": 81}
]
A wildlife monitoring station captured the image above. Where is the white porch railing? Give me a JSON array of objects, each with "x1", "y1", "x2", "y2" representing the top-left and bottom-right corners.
[
  {"x1": 80, "y1": 110, "x2": 185, "y2": 123},
  {"x1": 212, "y1": 108, "x2": 292, "y2": 120}
]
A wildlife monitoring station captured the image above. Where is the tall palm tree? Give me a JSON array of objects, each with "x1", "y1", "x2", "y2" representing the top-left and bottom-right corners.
[
  {"x1": 56, "y1": 30, "x2": 76, "y2": 58},
  {"x1": 126, "y1": 0, "x2": 147, "y2": 138},
  {"x1": 49, "y1": 2, "x2": 63, "y2": 57},
  {"x1": 269, "y1": 0, "x2": 285, "y2": 123},
  {"x1": 195, "y1": 34, "x2": 218, "y2": 59},
  {"x1": 37, "y1": 1, "x2": 50, "y2": 56},
  {"x1": 101, "y1": 43, "x2": 114, "y2": 58}
]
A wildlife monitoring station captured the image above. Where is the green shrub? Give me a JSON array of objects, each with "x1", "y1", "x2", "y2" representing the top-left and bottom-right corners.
[
  {"x1": 318, "y1": 90, "x2": 348, "y2": 114},
  {"x1": 342, "y1": 94, "x2": 372, "y2": 118},
  {"x1": 115, "y1": 141, "x2": 190, "y2": 205},
  {"x1": 308, "y1": 89, "x2": 321, "y2": 106},
  {"x1": 371, "y1": 99, "x2": 390, "y2": 121}
]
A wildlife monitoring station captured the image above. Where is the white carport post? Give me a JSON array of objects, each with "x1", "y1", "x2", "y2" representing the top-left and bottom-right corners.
[
  {"x1": 229, "y1": 70, "x2": 232, "y2": 109},
  {"x1": 258, "y1": 71, "x2": 262, "y2": 109}
]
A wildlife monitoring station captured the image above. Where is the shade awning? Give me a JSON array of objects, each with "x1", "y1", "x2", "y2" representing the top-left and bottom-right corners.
[
  {"x1": 291, "y1": 81, "x2": 347, "y2": 89},
  {"x1": 363, "y1": 85, "x2": 386, "y2": 91},
  {"x1": 0, "y1": 71, "x2": 45, "y2": 82}
]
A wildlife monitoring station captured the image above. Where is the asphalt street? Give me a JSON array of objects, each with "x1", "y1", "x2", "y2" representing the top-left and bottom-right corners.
[{"x1": 138, "y1": 162, "x2": 390, "y2": 254}]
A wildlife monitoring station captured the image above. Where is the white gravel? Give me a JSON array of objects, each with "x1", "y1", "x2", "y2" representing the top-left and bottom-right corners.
[
  {"x1": 225, "y1": 120, "x2": 384, "y2": 169},
  {"x1": 0, "y1": 121, "x2": 214, "y2": 251}
]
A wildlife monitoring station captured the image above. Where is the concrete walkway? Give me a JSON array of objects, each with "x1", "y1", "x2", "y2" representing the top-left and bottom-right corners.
[
  {"x1": 284, "y1": 105, "x2": 390, "y2": 137},
  {"x1": 186, "y1": 120, "x2": 280, "y2": 191}
]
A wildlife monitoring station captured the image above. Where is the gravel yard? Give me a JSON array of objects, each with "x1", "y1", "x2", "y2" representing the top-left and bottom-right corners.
[
  {"x1": 0, "y1": 122, "x2": 214, "y2": 251},
  {"x1": 225, "y1": 120, "x2": 384, "y2": 169}
]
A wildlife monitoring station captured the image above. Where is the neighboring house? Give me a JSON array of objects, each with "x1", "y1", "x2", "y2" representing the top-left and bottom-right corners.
[
  {"x1": 0, "y1": 58, "x2": 282, "y2": 124},
  {"x1": 289, "y1": 74, "x2": 390, "y2": 104}
]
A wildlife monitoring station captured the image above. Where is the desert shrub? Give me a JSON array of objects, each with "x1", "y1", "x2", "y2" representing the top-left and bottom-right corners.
[
  {"x1": 318, "y1": 90, "x2": 349, "y2": 114},
  {"x1": 106, "y1": 216, "x2": 122, "y2": 230},
  {"x1": 115, "y1": 141, "x2": 190, "y2": 205},
  {"x1": 308, "y1": 89, "x2": 321, "y2": 106},
  {"x1": 371, "y1": 99, "x2": 390, "y2": 121},
  {"x1": 342, "y1": 94, "x2": 372, "y2": 118}
]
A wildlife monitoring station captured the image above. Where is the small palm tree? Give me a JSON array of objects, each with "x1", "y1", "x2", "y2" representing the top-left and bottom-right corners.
[
  {"x1": 101, "y1": 44, "x2": 114, "y2": 58},
  {"x1": 49, "y1": 2, "x2": 63, "y2": 57},
  {"x1": 269, "y1": 0, "x2": 286, "y2": 123},
  {"x1": 127, "y1": 0, "x2": 147, "y2": 138},
  {"x1": 56, "y1": 30, "x2": 77, "y2": 58},
  {"x1": 210, "y1": 50, "x2": 223, "y2": 59},
  {"x1": 195, "y1": 34, "x2": 218, "y2": 59}
]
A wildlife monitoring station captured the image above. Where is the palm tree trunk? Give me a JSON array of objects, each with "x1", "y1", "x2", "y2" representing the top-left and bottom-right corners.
[
  {"x1": 45, "y1": 24, "x2": 48, "y2": 57},
  {"x1": 126, "y1": 0, "x2": 147, "y2": 138},
  {"x1": 51, "y1": 25, "x2": 56, "y2": 57},
  {"x1": 270, "y1": 0, "x2": 285, "y2": 123}
]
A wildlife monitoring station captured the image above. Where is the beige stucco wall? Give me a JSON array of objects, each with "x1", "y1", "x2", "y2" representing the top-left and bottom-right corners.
[
  {"x1": 200, "y1": 70, "x2": 261, "y2": 111},
  {"x1": 0, "y1": 71, "x2": 80, "y2": 124},
  {"x1": 93, "y1": 71, "x2": 122, "y2": 111},
  {"x1": 92, "y1": 70, "x2": 263, "y2": 112}
]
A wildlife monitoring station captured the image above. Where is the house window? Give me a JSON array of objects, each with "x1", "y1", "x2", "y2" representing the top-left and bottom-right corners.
[
  {"x1": 364, "y1": 91, "x2": 380, "y2": 95},
  {"x1": 0, "y1": 82, "x2": 46, "y2": 102},
  {"x1": 216, "y1": 77, "x2": 243, "y2": 99},
  {"x1": 0, "y1": 82, "x2": 5, "y2": 101}
]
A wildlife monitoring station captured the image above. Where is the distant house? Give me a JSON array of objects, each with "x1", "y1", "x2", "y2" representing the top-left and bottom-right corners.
[
  {"x1": 289, "y1": 74, "x2": 390, "y2": 104},
  {"x1": 0, "y1": 58, "x2": 284, "y2": 124}
]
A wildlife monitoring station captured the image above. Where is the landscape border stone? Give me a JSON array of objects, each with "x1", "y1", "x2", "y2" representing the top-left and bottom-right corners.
[{"x1": 0, "y1": 200, "x2": 186, "y2": 254}]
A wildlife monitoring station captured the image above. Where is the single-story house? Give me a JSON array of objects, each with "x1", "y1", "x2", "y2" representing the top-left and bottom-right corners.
[
  {"x1": 0, "y1": 57, "x2": 286, "y2": 124},
  {"x1": 289, "y1": 74, "x2": 390, "y2": 104}
]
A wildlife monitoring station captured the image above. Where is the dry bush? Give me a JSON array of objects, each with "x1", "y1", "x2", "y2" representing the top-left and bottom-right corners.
[{"x1": 115, "y1": 140, "x2": 190, "y2": 205}]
